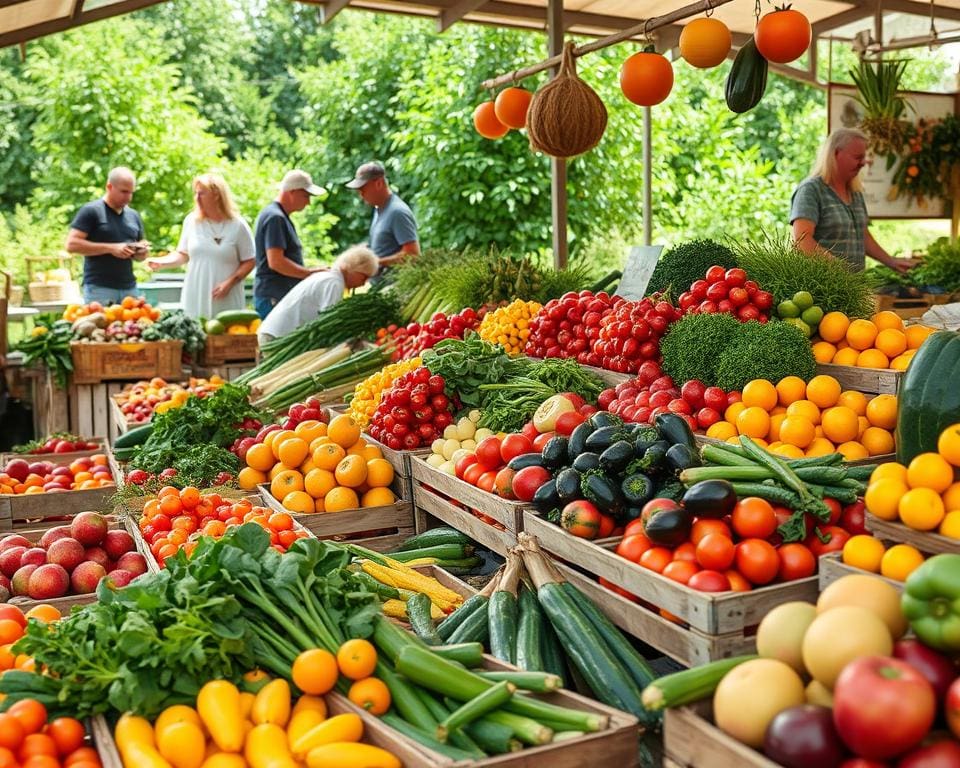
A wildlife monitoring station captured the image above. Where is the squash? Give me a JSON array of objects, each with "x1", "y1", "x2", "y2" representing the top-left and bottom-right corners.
[
  {"x1": 725, "y1": 37, "x2": 768, "y2": 114},
  {"x1": 895, "y1": 330, "x2": 960, "y2": 463}
]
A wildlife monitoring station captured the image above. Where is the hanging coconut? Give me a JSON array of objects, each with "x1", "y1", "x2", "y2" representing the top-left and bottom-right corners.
[{"x1": 526, "y1": 41, "x2": 607, "y2": 158}]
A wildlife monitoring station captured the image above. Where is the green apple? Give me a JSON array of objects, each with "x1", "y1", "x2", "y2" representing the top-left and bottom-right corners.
[
  {"x1": 801, "y1": 305, "x2": 824, "y2": 327},
  {"x1": 785, "y1": 317, "x2": 812, "y2": 337},
  {"x1": 792, "y1": 291, "x2": 815, "y2": 311},
  {"x1": 777, "y1": 300, "x2": 800, "y2": 319}
]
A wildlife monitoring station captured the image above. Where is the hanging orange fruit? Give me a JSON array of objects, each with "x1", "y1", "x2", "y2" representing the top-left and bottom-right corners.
[
  {"x1": 620, "y1": 46, "x2": 674, "y2": 107},
  {"x1": 473, "y1": 101, "x2": 509, "y2": 139},
  {"x1": 494, "y1": 87, "x2": 532, "y2": 129},
  {"x1": 755, "y1": 6, "x2": 811, "y2": 64},
  {"x1": 679, "y1": 17, "x2": 732, "y2": 69}
]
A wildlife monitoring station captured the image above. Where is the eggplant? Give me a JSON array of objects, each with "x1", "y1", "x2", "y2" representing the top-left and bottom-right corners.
[
  {"x1": 621, "y1": 473, "x2": 654, "y2": 506},
  {"x1": 571, "y1": 452, "x2": 601, "y2": 474},
  {"x1": 554, "y1": 468, "x2": 582, "y2": 503},
  {"x1": 532, "y1": 479, "x2": 561, "y2": 513},
  {"x1": 622, "y1": 505, "x2": 643, "y2": 521},
  {"x1": 682, "y1": 479, "x2": 736, "y2": 519},
  {"x1": 507, "y1": 453, "x2": 545, "y2": 472},
  {"x1": 643, "y1": 505, "x2": 692, "y2": 548},
  {"x1": 580, "y1": 473, "x2": 623, "y2": 514},
  {"x1": 567, "y1": 421, "x2": 595, "y2": 456},
  {"x1": 632, "y1": 441, "x2": 668, "y2": 473},
  {"x1": 655, "y1": 412, "x2": 697, "y2": 452},
  {"x1": 588, "y1": 412, "x2": 621, "y2": 430},
  {"x1": 584, "y1": 426, "x2": 620, "y2": 453},
  {"x1": 540, "y1": 436, "x2": 569, "y2": 469},
  {"x1": 630, "y1": 424, "x2": 660, "y2": 443},
  {"x1": 636, "y1": 438, "x2": 669, "y2": 460},
  {"x1": 665, "y1": 443, "x2": 700, "y2": 472},
  {"x1": 599, "y1": 441, "x2": 635, "y2": 475}
]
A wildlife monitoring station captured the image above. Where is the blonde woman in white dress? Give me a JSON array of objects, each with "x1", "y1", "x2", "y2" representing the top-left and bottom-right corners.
[{"x1": 149, "y1": 173, "x2": 255, "y2": 319}]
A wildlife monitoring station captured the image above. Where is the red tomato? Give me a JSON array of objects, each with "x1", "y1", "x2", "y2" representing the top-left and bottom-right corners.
[
  {"x1": 687, "y1": 570, "x2": 731, "y2": 592},
  {"x1": 840, "y1": 500, "x2": 867, "y2": 535},
  {"x1": 696, "y1": 533, "x2": 735, "y2": 570},
  {"x1": 521, "y1": 422, "x2": 539, "y2": 441},
  {"x1": 724, "y1": 570, "x2": 752, "y2": 591},
  {"x1": 475, "y1": 436, "x2": 503, "y2": 470},
  {"x1": 511, "y1": 466, "x2": 552, "y2": 502},
  {"x1": 615, "y1": 533, "x2": 652, "y2": 563},
  {"x1": 624, "y1": 519, "x2": 647, "y2": 537},
  {"x1": 690, "y1": 518, "x2": 731, "y2": 545},
  {"x1": 732, "y1": 497, "x2": 778, "y2": 539},
  {"x1": 663, "y1": 560, "x2": 699, "y2": 585},
  {"x1": 945, "y1": 676, "x2": 960, "y2": 740},
  {"x1": 462, "y1": 463, "x2": 485, "y2": 487},
  {"x1": 776, "y1": 543, "x2": 816, "y2": 581},
  {"x1": 476, "y1": 471, "x2": 497, "y2": 494},
  {"x1": 532, "y1": 431, "x2": 555, "y2": 451},
  {"x1": 554, "y1": 411, "x2": 586, "y2": 436},
  {"x1": 454, "y1": 453, "x2": 478, "y2": 480},
  {"x1": 806, "y1": 525, "x2": 851, "y2": 557},
  {"x1": 499, "y1": 434, "x2": 534, "y2": 464},
  {"x1": 641, "y1": 498, "x2": 678, "y2": 527},
  {"x1": 823, "y1": 497, "x2": 843, "y2": 526},
  {"x1": 560, "y1": 500, "x2": 602, "y2": 539},
  {"x1": 493, "y1": 468, "x2": 515, "y2": 499},
  {"x1": 735, "y1": 538, "x2": 780, "y2": 585},
  {"x1": 597, "y1": 514, "x2": 615, "y2": 538},
  {"x1": 638, "y1": 547, "x2": 672, "y2": 573},
  {"x1": 672, "y1": 542, "x2": 697, "y2": 563},
  {"x1": 702, "y1": 387, "x2": 727, "y2": 411}
]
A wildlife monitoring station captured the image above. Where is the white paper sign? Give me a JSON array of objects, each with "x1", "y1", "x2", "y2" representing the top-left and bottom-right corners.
[{"x1": 615, "y1": 245, "x2": 664, "y2": 301}]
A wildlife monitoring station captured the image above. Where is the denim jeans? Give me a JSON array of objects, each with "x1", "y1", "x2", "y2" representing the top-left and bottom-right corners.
[
  {"x1": 254, "y1": 295, "x2": 278, "y2": 319},
  {"x1": 82, "y1": 283, "x2": 138, "y2": 305}
]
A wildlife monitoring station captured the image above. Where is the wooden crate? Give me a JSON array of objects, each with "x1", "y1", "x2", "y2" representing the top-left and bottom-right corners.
[
  {"x1": 524, "y1": 511, "x2": 817, "y2": 646},
  {"x1": 664, "y1": 702, "x2": 777, "y2": 768},
  {"x1": 818, "y1": 551, "x2": 903, "y2": 594},
  {"x1": 814, "y1": 363, "x2": 902, "y2": 395},
  {"x1": 200, "y1": 333, "x2": 258, "y2": 365},
  {"x1": 0, "y1": 438, "x2": 107, "y2": 465},
  {"x1": 70, "y1": 382, "x2": 137, "y2": 443},
  {"x1": 89, "y1": 715, "x2": 123, "y2": 768},
  {"x1": 70, "y1": 340, "x2": 185, "y2": 385},
  {"x1": 192, "y1": 361, "x2": 257, "y2": 382},
  {"x1": 413, "y1": 483, "x2": 518, "y2": 557},
  {"x1": 865, "y1": 513, "x2": 959, "y2": 554},
  {"x1": 328, "y1": 655, "x2": 641, "y2": 768},
  {"x1": 0, "y1": 480, "x2": 118, "y2": 532},
  {"x1": 108, "y1": 394, "x2": 142, "y2": 436}
]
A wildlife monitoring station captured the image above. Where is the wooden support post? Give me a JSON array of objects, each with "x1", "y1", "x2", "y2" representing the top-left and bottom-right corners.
[{"x1": 548, "y1": 0, "x2": 568, "y2": 269}]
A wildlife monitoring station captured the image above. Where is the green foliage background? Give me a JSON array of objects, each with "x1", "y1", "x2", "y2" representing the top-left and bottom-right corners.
[{"x1": 0, "y1": 2, "x2": 952, "y2": 287}]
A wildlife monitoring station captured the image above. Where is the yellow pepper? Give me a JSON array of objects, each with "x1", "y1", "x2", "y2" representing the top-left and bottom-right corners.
[
  {"x1": 245, "y1": 723, "x2": 298, "y2": 768},
  {"x1": 251, "y1": 678, "x2": 291, "y2": 727},
  {"x1": 197, "y1": 680, "x2": 245, "y2": 753}
]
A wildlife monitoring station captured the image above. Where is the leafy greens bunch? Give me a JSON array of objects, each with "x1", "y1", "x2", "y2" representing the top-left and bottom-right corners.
[{"x1": 142, "y1": 309, "x2": 206, "y2": 358}]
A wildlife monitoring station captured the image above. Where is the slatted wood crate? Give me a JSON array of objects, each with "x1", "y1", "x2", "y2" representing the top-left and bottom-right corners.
[
  {"x1": 0, "y1": 437, "x2": 107, "y2": 465},
  {"x1": 814, "y1": 362, "x2": 903, "y2": 395},
  {"x1": 664, "y1": 702, "x2": 777, "y2": 768},
  {"x1": 865, "y1": 513, "x2": 960, "y2": 555},
  {"x1": 199, "y1": 333, "x2": 258, "y2": 365},
  {"x1": 70, "y1": 340, "x2": 185, "y2": 385},
  {"x1": 412, "y1": 483, "x2": 518, "y2": 557},
  {"x1": 89, "y1": 716, "x2": 125, "y2": 768},
  {"x1": 0, "y1": 476, "x2": 118, "y2": 533},
  {"x1": 818, "y1": 551, "x2": 904, "y2": 594}
]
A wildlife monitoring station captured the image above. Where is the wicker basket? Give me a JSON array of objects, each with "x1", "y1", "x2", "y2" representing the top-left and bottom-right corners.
[{"x1": 26, "y1": 254, "x2": 81, "y2": 303}]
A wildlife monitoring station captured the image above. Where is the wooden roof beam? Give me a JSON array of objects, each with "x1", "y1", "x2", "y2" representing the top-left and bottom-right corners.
[
  {"x1": 0, "y1": 0, "x2": 168, "y2": 48},
  {"x1": 439, "y1": 0, "x2": 490, "y2": 32},
  {"x1": 320, "y1": 0, "x2": 352, "y2": 23},
  {"x1": 810, "y1": 2, "x2": 873, "y2": 36},
  {"x1": 880, "y1": 0, "x2": 960, "y2": 23}
]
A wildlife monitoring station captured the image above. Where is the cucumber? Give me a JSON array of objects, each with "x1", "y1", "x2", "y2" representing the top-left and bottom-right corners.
[
  {"x1": 412, "y1": 689, "x2": 486, "y2": 758},
  {"x1": 396, "y1": 527, "x2": 472, "y2": 551},
  {"x1": 447, "y1": 605, "x2": 489, "y2": 645},
  {"x1": 539, "y1": 614, "x2": 568, "y2": 686},
  {"x1": 214, "y1": 309, "x2": 260, "y2": 326},
  {"x1": 376, "y1": 661, "x2": 435, "y2": 730},
  {"x1": 641, "y1": 655, "x2": 757, "y2": 711},
  {"x1": 113, "y1": 422, "x2": 154, "y2": 450},
  {"x1": 725, "y1": 36, "x2": 768, "y2": 113},
  {"x1": 407, "y1": 593, "x2": 442, "y2": 645},
  {"x1": 515, "y1": 586, "x2": 544, "y2": 672},
  {"x1": 380, "y1": 714, "x2": 482, "y2": 761},
  {"x1": 845, "y1": 464, "x2": 877, "y2": 480},
  {"x1": 431, "y1": 642, "x2": 484, "y2": 667},
  {"x1": 464, "y1": 718, "x2": 522, "y2": 755},
  {"x1": 389, "y1": 544, "x2": 472, "y2": 562},
  {"x1": 437, "y1": 594, "x2": 487, "y2": 642},
  {"x1": 488, "y1": 590, "x2": 518, "y2": 665}
]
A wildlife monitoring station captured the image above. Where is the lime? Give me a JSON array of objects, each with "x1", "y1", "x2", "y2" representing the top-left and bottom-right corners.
[
  {"x1": 777, "y1": 300, "x2": 800, "y2": 319},
  {"x1": 792, "y1": 291, "x2": 815, "y2": 310},
  {"x1": 785, "y1": 317, "x2": 812, "y2": 337},
  {"x1": 205, "y1": 319, "x2": 226, "y2": 335},
  {"x1": 801, "y1": 305, "x2": 824, "y2": 327}
]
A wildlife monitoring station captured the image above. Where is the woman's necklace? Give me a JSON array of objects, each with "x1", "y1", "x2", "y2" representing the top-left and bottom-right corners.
[{"x1": 206, "y1": 218, "x2": 227, "y2": 246}]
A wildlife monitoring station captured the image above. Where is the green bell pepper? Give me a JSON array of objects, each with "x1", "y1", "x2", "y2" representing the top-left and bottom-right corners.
[{"x1": 901, "y1": 554, "x2": 960, "y2": 652}]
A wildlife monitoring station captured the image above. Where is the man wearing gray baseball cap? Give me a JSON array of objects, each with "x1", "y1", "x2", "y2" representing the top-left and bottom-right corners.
[
  {"x1": 252, "y1": 169, "x2": 326, "y2": 318},
  {"x1": 346, "y1": 161, "x2": 419, "y2": 275}
]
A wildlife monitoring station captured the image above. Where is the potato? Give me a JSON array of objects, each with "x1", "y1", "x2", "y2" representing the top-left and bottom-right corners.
[
  {"x1": 443, "y1": 425, "x2": 460, "y2": 440},
  {"x1": 442, "y1": 439, "x2": 461, "y2": 461},
  {"x1": 473, "y1": 429, "x2": 494, "y2": 443},
  {"x1": 456, "y1": 417, "x2": 476, "y2": 441},
  {"x1": 426, "y1": 454, "x2": 446, "y2": 469},
  {"x1": 439, "y1": 460, "x2": 456, "y2": 476},
  {"x1": 431, "y1": 438, "x2": 446, "y2": 456},
  {"x1": 459, "y1": 439, "x2": 477, "y2": 452}
]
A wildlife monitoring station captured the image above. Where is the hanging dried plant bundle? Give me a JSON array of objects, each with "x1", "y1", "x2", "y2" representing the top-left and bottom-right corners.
[
  {"x1": 849, "y1": 58, "x2": 912, "y2": 160},
  {"x1": 526, "y1": 41, "x2": 608, "y2": 158}
]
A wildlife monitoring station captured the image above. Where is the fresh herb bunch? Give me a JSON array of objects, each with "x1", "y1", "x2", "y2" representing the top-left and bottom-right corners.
[
  {"x1": 142, "y1": 309, "x2": 206, "y2": 357},
  {"x1": 128, "y1": 444, "x2": 240, "y2": 487},
  {"x1": 714, "y1": 321, "x2": 816, "y2": 392},
  {"x1": 12, "y1": 315, "x2": 73, "y2": 388},
  {"x1": 646, "y1": 239, "x2": 738, "y2": 296},
  {"x1": 660, "y1": 313, "x2": 742, "y2": 387},
  {"x1": 913, "y1": 237, "x2": 960, "y2": 293},
  {"x1": 421, "y1": 334, "x2": 529, "y2": 409},
  {"x1": 730, "y1": 233, "x2": 876, "y2": 317}
]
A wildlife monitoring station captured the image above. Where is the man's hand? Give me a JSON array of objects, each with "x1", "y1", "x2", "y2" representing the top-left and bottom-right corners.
[
  {"x1": 111, "y1": 243, "x2": 135, "y2": 259},
  {"x1": 212, "y1": 280, "x2": 233, "y2": 299},
  {"x1": 885, "y1": 257, "x2": 920, "y2": 274}
]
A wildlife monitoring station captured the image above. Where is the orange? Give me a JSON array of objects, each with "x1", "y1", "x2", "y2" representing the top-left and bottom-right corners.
[
  {"x1": 938, "y1": 423, "x2": 960, "y2": 467},
  {"x1": 836, "y1": 390, "x2": 868, "y2": 417},
  {"x1": 0, "y1": 622, "x2": 22, "y2": 647},
  {"x1": 742, "y1": 380, "x2": 777, "y2": 411},
  {"x1": 268, "y1": 463, "x2": 287, "y2": 481},
  {"x1": 362, "y1": 445, "x2": 384, "y2": 461},
  {"x1": 365, "y1": 458, "x2": 395, "y2": 488},
  {"x1": 24, "y1": 605, "x2": 60, "y2": 623},
  {"x1": 299, "y1": 457, "x2": 317, "y2": 475},
  {"x1": 361, "y1": 487, "x2": 396, "y2": 507},
  {"x1": 304, "y1": 469, "x2": 337, "y2": 499},
  {"x1": 907, "y1": 452, "x2": 955, "y2": 493},
  {"x1": 291, "y1": 649, "x2": 339, "y2": 695},
  {"x1": 735, "y1": 406, "x2": 770, "y2": 439},
  {"x1": 805, "y1": 375, "x2": 841, "y2": 408},
  {"x1": 282, "y1": 491, "x2": 315, "y2": 514},
  {"x1": 768, "y1": 413, "x2": 787, "y2": 442},
  {"x1": 940, "y1": 509, "x2": 960, "y2": 538},
  {"x1": 327, "y1": 415, "x2": 362, "y2": 449},
  {"x1": 775, "y1": 376, "x2": 807, "y2": 407},
  {"x1": 334, "y1": 455, "x2": 368, "y2": 488},
  {"x1": 770, "y1": 405, "x2": 787, "y2": 416},
  {"x1": 846, "y1": 319, "x2": 878, "y2": 350},
  {"x1": 871, "y1": 310, "x2": 904, "y2": 331},
  {"x1": 874, "y1": 328, "x2": 907, "y2": 358},
  {"x1": 905, "y1": 324, "x2": 935, "y2": 350},
  {"x1": 347, "y1": 678, "x2": 391, "y2": 716},
  {"x1": 865, "y1": 394, "x2": 898, "y2": 430},
  {"x1": 238, "y1": 467, "x2": 267, "y2": 491},
  {"x1": 724, "y1": 402, "x2": 746, "y2": 425},
  {"x1": 870, "y1": 462, "x2": 907, "y2": 484},
  {"x1": 861, "y1": 427, "x2": 894, "y2": 457},
  {"x1": 778, "y1": 416, "x2": 815, "y2": 449},
  {"x1": 819, "y1": 312, "x2": 850, "y2": 343},
  {"x1": 246, "y1": 443, "x2": 275, "y2": 473},
  {"x1": 277, "y1": 438, "x2": 309, "y2": 469},
  {"x1": 821, "y1": 406, "x2": 860, "y2": 444},
  {"x1": 294, "y1": 420, "x2": 327, "y2": 443},
  {"x1": 943, "y1": 481, "x2": 960, "y2": 512},
  {"x1": 771, "y1": 443, "x2": 804, "y2": 459},
  {"x1": 898, "y1": 486, "x2": 945, "y2": 530},
  {"x1": 266, "y1": 429, "x2": 295, "y2": 456},
  {"x1": 890, "y1": 353, "x2": 914, "y2": 371},
  {"x1": 857, "y1": 415, "x2": 869, "y2": 438},
  {"x1": 346, "y1": 438, "x2": 370, "y2": 457},
  {"x1": 309, "y1": 436, "x2": 332, "y2": 452},
  {"x1": 786, "y1": 399, "x2": 821, "y2": 426},
  {"x1": 832, "y1": 347, "x2": 860, "y2": 366},
  {"x1": 270, "y1": 469, "x2": 305, "y2": 500},
  {"x1": 881, "y1": 544, "x2": 925, "y2": 581},
  {"x1": 856, "y1": 348, "x2": 889, "y2": 369},
  {"x1": 805, "y1": 437, "x2": 836, "y2": 457},
  {"x1": 836, "y1": 441, "x2": 869, "y2": 461},
  {"x1": 314, "y1": 498, "x2": 326, "y2": 513},
  {"x1": 313, "y1": 443, "x2": 347, "y2": 472},
  {"x1": 706, "y1": 421, "x2": 737, "y2": 441},
  {"x1": 336, "y1": 639, "x2": 378, "y2": 680},
  {"x1": 811, "y1": 341, "x2": 837, "y2": 364},
  {"x1": 842, "y1": 535, "x2": 885, "y2": 573},
  {"x1": 324, "y1": 487, "x2": 359, "y2": 513}
]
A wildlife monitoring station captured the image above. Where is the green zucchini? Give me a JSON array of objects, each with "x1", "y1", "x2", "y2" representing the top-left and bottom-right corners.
[
  {"x1": 412, "y1": 689, "x2": 486, "y2": 758},
  {"x1": 464, "y1": 718, "x2": 522, "y2": 754},
  {"x1": 376, "y1": 661, "x2": 435, "y2": 730},
  {"x1": 113, "y1": 422, "x2": 154, "y2": 450},
  {"x1": 214, "y1": 309, "x2": 260, "y2": 326},
  {"x1": 480, "y1": 710, "x2": 553, "y2": 746},
  {"x1": 539, "y1": 617, "x2": 569, "y2": 686},
  {"x1": 396, "y1": 527, "x2": 472, "y2": 551},
  {"x1": 446, "y1": 604, "x2": 489, "y2": 645},
  {"x1": 478, "y1": 670, "x2": 561, "y2": 693},
  {"x1": 389, "y1": 544, "x2": 472, "y2": 562},
  {"x1": 431, "y1": 642, "x2": 484, "y2": 667},
  {"x1": 725, "y1": 37, "x2": 768, "y2": 114},
  {"x1": 436, "y1": 681, "x2": 514, "y2": 742},
  {"x1": 352, "y1": 570, "x2": 400, "y2": 600},
  {"x1": 407, "y1": 593, "x2": 442, "y2": 645},
  {"x1": 488, "y1": 556, "x2": 520, "y2": 665},
  {"x1": 641, "y1": 655, "x2": 758, "y2": 711},
  {"x1": 438, "y1": 594, "x2": 487, "y2": 642},
  {"x1": 515, "y1": 586, "x2": 544, "y2": 672},
  {"x1": 380, "y1": 713, "x2": 482, "y2": 761}
]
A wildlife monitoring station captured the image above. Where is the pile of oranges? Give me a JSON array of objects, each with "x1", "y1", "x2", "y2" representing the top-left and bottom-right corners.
[
  {"x1": 63, "y1": 296, "x2": 160, "y2": 324},
  {"x1": 841, "y1": 535, "x2": 927, "y2": 582},
  {"x1": 811, "y1": 310, "x2": 934, "y2": 371},
  {"x1": 864, "y1": 422, "x2": 960, "y2": 538},
  {"x1": 706, "y1": 375, "x2": 897, "y2": 460},
  {"x1": 239, "y1": 415, "x2": 397, "y2": 514},
  {"x1": 0, "y1": 602, "x2": 61, "y2": 677}
]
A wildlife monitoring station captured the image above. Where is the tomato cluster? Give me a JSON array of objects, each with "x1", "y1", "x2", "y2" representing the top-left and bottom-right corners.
[
  {"x1": 676, "y1": 266, "x2": 774, "y2": 321},
  {"x1": 0, "y1": 697, "x2": 96, "y2": 767},
  {"x1": 139, "y1": 488, "x2": 309, "y2": 567},
  {"x1": 376, "y1": 308, "x2": 482, "y2": 361},
  {"x1": 594, "y1": 293, "x2": 683, "y2": 374},
  {"x1": 22, "y1": 436, "x2": 100, "y2": 455},
  {"x1": 524, "y1": 291, "x2": 618, "y2": 363},
  {"x1": 598, "y1": 361, "x2": 740, "y2": 430},
  {"x1": 369, "y1": 368, "x2": 455, "y2": 450},
  {"x1": 453, "y1": 430, "x2": 545, "y2": 496}
]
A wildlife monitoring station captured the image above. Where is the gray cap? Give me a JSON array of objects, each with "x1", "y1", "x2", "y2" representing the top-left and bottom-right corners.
[
  {"x1": 280, "y1": 169, "x2": 325, "y2": 196},
  {"x1": 345, "y1": 161, "x2": 386, "y2": 189}
]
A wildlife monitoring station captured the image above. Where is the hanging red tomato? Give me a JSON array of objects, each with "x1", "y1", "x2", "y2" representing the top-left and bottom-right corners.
[
  {"x1": 494, "y1": 87, "x2": 532, "y2": 129},
  {"x1": 473, "y1": 101, "x2": 510, "y2": 139},
  {"x1": 679, "y1": 17, "x2": 732, "y2": 69},
  {"x1": 755, "y1": 6, "x2": 811, "y2": 64},
  {"x1": 620, "y1": 47, "x2": 674, "y2": 107}
]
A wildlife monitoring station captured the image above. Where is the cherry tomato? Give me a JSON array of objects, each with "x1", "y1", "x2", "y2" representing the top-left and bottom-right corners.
[
  {"x1": 688, "y1": 570, "x2": 731, "y2": 592},
  {"x1": 807, "y1": 525, "x2": 851, "y2": 557},
  {"x1": 615, "y1": 533, "x2": 652, "y2": 563}
]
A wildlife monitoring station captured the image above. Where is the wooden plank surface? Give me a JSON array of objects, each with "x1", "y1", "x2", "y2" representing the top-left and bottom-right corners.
[
  {"x1": 814, "y1": 362, "x2": 902, "y2": 395},
  {"x1": 665, "y1": 703, "x2": 778, "y2": 768},
  {"x1": 524, "y1": 511, "x2": 818, "y2": 635},
  {"x1": 91, "y1": 715, "x2": 124, "y2": 768},
  {"x1": 414, "y1": 484, "x2": 517, "y2": 556},
  {"x1": 818, "y1": 552, "x2": 903, "y2": 594},
  {"x1": 865, "y1": 513, "x2": 960, "y2": 554}
]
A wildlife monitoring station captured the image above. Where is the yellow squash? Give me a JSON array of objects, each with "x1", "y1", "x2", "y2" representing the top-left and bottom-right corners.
[
  {"x1": 306, "y1": 742, "x2": 401, "y2": 768},
  {"x1": 290, "y1": 713, "x2": 363, "y2": 759},
  {"x1": 198, "y1": 680, "x2": 245, "y2": 752},
  {"x1": 251, "y1": 678, "x2": 291, "y2": 727}
]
